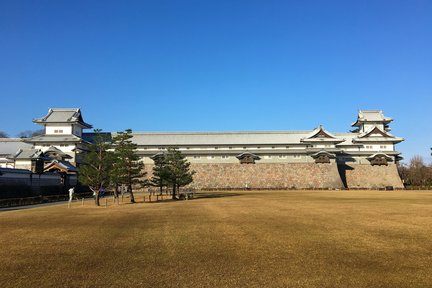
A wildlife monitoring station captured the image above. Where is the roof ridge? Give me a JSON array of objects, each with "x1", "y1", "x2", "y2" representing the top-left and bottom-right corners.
[{"x1": 126, "y1": 130, "x2": 315, "y2": 135}]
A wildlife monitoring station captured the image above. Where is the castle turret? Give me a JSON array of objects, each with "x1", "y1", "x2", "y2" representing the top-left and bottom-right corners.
[
  {"x1": 351, "y1": 110, "x2": 393, "y2": 133},
  {"x1": 25, "y1": 108, "x2": 92, "y2": 165}
]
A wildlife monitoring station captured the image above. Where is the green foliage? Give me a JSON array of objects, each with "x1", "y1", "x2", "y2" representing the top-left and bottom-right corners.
[
  {"x1": 78, "y1": 129, "x2": 113, "y2": 205},
  {"x1": 111, "y1": 129, "x2": 146, "y2": 203},
  {"x1": 149, "y1": 153, "x2": 169, "y2": 194},
  {"x1": 160, "y1": 147, "x2": 195, "y2": 199}
]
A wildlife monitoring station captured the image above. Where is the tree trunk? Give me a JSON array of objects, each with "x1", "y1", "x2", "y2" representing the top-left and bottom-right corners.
[
  {"x1": 128, "y1": 184, "x2": 135, "y2": 203},
  {"x1": 159, "y1": 184, "x2": 163, "y2": 196},
  {"x1": 113, "y1": 184, "x2": 119, "y2": 199},
  {"x1": 172, "y1": 181, "x2": 177, "y2": 200},
  {"x1": 91, "y1": 188, "x2": 100, "y2": 206}
]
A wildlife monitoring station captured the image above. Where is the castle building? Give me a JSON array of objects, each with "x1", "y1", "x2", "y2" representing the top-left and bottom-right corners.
[
  {"x1": 25, "y1": 108, "x2": 93, "y2": 165},
  {"x1": 127, "y1": 110, "x2": 404, "y2": 189},
  {"x1": 0, "y1": 108, "x2": 404, "y2": 189}
]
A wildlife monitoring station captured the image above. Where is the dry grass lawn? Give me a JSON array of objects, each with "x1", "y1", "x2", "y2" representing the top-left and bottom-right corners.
[{"x1": 1, "y1": 190, "x2": 432, "y2": 288}]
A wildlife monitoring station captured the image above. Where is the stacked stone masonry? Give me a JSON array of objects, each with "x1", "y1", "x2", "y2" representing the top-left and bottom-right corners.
[
  {"x1": 144, "y1": 163, "x2": 404, "y2": 190},
  {"x1": 343, "y1": 164, "x2": 404, "y2": 189}
]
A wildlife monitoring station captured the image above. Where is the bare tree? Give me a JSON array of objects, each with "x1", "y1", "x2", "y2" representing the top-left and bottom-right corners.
[
  {"x1": 17, "y1": 129, "x2": 44, "y2": 138},
  {"x1": 0, "y1": 131, "x2": 9, "y2": 138},
  {"x1": 399, "y1": 155, "x2": 432, "y2": 188}
]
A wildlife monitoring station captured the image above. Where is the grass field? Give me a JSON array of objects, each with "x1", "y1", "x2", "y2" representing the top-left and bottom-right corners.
[{"x1": 1, "y1": 190, "x2": 432, "y2": 288}]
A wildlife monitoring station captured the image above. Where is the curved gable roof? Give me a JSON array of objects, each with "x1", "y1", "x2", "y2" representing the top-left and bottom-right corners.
[{"x1": 33, "y1": 108, "x2": 92, "y2": 128}]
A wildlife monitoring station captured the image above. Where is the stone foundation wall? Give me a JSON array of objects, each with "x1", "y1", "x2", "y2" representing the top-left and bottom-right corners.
[
  {"x1": 342, "y1": 164, "x2": 404, "y2": 189},
  {"x1": 144, "y1": 163, "x2": 345, "y2": 190}
]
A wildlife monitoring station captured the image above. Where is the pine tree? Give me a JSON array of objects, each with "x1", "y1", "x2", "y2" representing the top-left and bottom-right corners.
[
  {"x1": 163, "y1": 147, "x2": 195, "y2": 199},
  {"x1": 78, "y1": 129, "x2": 113, "y2": 206},
  {"x1": 111, "y1": 129, "x2": 145, "y2": 203},
  {"x1": 150, "y1": 153, "x2": 169, "y2": 195}
]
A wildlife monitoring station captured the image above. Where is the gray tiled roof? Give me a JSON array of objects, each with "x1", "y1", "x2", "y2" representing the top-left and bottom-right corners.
[
  {"x1": 352, "y1": 110, "x2": 392, "y2": 126},
  {"x1": 44, "y1": 160, "x2": 77, "y2": 172},
  {"x1": 12, "y1": 149, "x2": 44, "y2": 160},
  {"x1": 0, "y1": 167, "x2": 31, "y2": 174},
  {"x1": 25, "y1": 135, "x2": 86, "y2": 143},
  {"x1": 33, "y1": 108, "x2": 92, "y2": 128},
  {"x1": 123, "y1": 131, "x2": 314, "y2": 146},
  {"x1": 301, "y1": 127, "x2": 345, "y2": 143},
  {"x1": 0, "y1": 138, "x2": 33, "y2": 156},
  {"x1": 357, "y1": 126, "x2": 392, "y2": 138}
]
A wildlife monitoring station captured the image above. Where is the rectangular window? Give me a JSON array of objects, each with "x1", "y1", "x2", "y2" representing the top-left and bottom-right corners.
[
  {"x1": 221, "y1": 155, "x2": 229, "y2": 159},
  {"x1": 293, "y1": 155, "x2": 301, "y2": 159},
  {"x1": 193, "y1": 156, "x2": 201, "y2": 159}
]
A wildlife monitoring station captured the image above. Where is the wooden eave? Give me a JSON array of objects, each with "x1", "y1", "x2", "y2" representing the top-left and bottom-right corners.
[
  {"x1": 310, "y1": 150, "x2": 336, "y2": 159},
  {"x1": 236, "y1": 152, "x2": 261, "y2": 160},
  {"x1": 340, "y1": 151, "x2": 401, "y2": 156},
  {"x1": 301, "y1": 138, "x2": 345, "y2": 143},
  {"x1": 351, "y1": 118, "x2": 392, "y2": 127},
  {"x1": 352, "y1": 137, "x2": 403, "y2": 144},
  {"x1": 366, "y1": 153, "x2": 393, "y2": 161}
]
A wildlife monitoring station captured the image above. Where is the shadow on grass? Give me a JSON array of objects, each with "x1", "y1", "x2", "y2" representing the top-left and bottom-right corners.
[
  {"x1": 192, "y1": 191, "x2": 242, "y2": 200},
  {"x1": 121, "y1": 191, "x2": 243, "y2": 204}
]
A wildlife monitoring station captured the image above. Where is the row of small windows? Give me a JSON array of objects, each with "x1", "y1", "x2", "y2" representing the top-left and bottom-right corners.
[
  {"x1": 191, "y1": 155, "x2": 302, "y2": 159},
  {"x1": 145, "y1": 146, "x2": 324, "y2": 150},
  {"x1": 365, "y1": 145, "x2": 388, "y2": 149},
  {"x1": 53, "y1": 129, "x2": 63, "y2": 133}
]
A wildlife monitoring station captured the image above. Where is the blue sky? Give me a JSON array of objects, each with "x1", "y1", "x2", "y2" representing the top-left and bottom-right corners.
[{"x1": 1, "y1": 0, "x2": 431, "y2": 162}]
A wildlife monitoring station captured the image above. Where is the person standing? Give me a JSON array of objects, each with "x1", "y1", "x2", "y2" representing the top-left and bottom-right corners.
[{"x1": 68, "y1": 186, "x2": 75, "y2": 204}]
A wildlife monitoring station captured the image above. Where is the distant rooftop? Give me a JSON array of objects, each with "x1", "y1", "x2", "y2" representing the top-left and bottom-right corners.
[
  {"x1": 352, "y1": 110, "x2": 393, "y2": 127},
  {"x1": 0, "y1": 138, "x2": 33, "y2": 156},
  {"x1": 11, "y1": 149, "x2": 46, "y2": 160}
]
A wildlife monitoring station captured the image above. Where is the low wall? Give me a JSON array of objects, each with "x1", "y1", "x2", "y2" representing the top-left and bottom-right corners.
[
  {"x1": 0, "y1": 168, "x2": 72, "y2": 199},
  {"x1": 341, "y1": 164, "x2": 404, "y2": 189},
  {"x1": 144, "y1": 163, "x2": 345, "y2": 190}
]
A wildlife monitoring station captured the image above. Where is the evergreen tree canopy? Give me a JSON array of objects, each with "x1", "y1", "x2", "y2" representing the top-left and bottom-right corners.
[
  {"x1": 78, "y1": 129, "x2": 113, "y2": 206},
  {"x1": 111, "y1": 129, "x2": 146, "y2": 203},
  {"x1": 163, "y1": 147, "x2": 195, "y2": 199},
  {"x1": 150, "y1": 153, "x2": 169, "y2": 194}
]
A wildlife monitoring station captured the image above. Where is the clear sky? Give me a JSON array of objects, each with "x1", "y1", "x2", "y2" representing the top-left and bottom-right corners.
[{"x1": 1, "y1": 0, "x2": 431, "y2": 163}]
